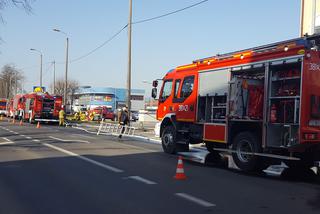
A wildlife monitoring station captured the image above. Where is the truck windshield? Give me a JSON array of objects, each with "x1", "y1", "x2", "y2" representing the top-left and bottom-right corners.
[{"x1": 160, "y1": 80, "x2": 173, "y2": 101}]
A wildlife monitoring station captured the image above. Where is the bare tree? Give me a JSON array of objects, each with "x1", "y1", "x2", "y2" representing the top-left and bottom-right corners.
[
  {"x1": 0, "y1": 64, "x2": 24, "y2": 98},
  {"x1": 0, "y1": 0, "x2": 33, "y2": 23},
  {"x1": 50, "y1": 78, "x2": 79, "y2": 105}
]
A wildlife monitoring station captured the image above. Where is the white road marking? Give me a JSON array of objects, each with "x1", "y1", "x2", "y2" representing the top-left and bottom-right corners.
[
  {"x1": 9, "y1": 130, "x2": 14, "y2": 133},
  {"x1": 0, "y1": 142, "x2": 14, "y2": 145},
  {"x1": 49, "y1": 136, "x2": 90, "y2": 144},
  {"x1": 42, "y1": 143, "x2": 123, "y2": 173},
  {"x1": 175, "y1": 193, "x2": 216, "y2": 208},
  {"x1": 13, "y1": 132, "x2": 19, "y2": 134},
  {"x1": 19, "y1": 135, "x2": 26, "y2": 137},
  {"x1": 32, "y1": 139, "x2": 40, "y2": 142},
  {"x1": 0, "y1": 137, "x2": 14, "y2": 145},
  {"x1": 26, "y1": 136, "x2": 32, "y2": 139},
  {"x1": 2, "y1": 137, "x2": 12, "y2": 142},
  {"x1": 72, "y1": 134, "x2": 96, "y2": 139},
  {"x1": 125, "y1": 176, "x2": 157, "y2": 185}
]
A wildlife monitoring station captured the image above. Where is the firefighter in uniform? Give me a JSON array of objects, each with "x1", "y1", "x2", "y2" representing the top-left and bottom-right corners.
[{"x1": 59, "y1": 106, "x2": 66, "y2": 126}]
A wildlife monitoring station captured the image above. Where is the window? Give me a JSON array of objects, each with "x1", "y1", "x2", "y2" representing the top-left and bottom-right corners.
[
  {"x1": 160, "y1": 80, "x2": 173, "y2": 101},
  {"x1": 180, "y1": 76, "x2": 194, "y2": 98},
  {"x1": 174, "y1": 79, "x2": 181, "y2": 98}
]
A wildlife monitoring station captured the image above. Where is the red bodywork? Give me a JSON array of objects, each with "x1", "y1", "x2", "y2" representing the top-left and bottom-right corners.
[
  {"x1": 0, "y1": 98, "x2": 7, "y2": 115},
  {"x1": 23, "y1": 92, "x2": 61, "y2": 122},
  {"x1": 53, "y1": 95, "x2": 63, "y2": 118},
  {"x1": 92, "y1": 106, "x2": 115, "y2": 121},
  {"x1": 156, "y1": 35, "x2": 320, "y2": 158},
  {"x1": 11, "y1": 94, "x2": 25, "y2": 118}
]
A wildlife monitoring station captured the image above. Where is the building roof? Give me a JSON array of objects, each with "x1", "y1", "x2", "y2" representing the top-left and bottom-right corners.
[{"x1": 75, "y1": 87, "x2": 145, "y2": 95}]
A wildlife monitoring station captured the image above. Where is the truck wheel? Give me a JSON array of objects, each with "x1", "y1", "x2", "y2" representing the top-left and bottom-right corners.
[
  {"x1": 161, "y1": 125, "x2": 177, "y2": 154},
  {"x1": 232, "y1": 132, "x2": 261, "y2": 172}
]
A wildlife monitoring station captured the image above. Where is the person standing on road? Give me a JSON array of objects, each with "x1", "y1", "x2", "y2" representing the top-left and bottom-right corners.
[
  {"x1": 118, "y1": 106, "x2": 129, "y2": 139},
  {"x1": 59, "y1": 106, "x2": 66, "y2": 126}
]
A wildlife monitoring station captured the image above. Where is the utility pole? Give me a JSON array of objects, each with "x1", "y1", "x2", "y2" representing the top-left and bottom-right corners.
[
  {"x1": 65, "y1": 37, "x2": 69, "y2": 108},
  {"x1": 53, "y1": 60, "x2": 56, "y2": 94},
  {"x1": 40, "y1": 53, "x2": 43, "y2": 88},
  {"x1": 53, "y1": 29, "x2": 69, "y2": 109},
  {"x1": 127, "y1": 0, "x2": 132, "y2": 123},
  {"x1": 30, "y1": 48, "x2": 43, "y2": 88}
]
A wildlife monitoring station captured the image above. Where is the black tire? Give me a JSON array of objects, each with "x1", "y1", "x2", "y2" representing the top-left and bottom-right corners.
[
  {"x1": 232, "y1": 132, "x2": 262, "y2": 172},
  {"x1": 161, "y1": 125, "x2": 177, "y2": 154}
]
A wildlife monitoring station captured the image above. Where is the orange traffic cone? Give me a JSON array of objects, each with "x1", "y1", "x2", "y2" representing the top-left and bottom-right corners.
[
  {"x1": 174, "y1": 156, "x2": 187, "y2": 180},
  {"x1": 36, "y1": 122, "x2": 40, "y2": 129},
  {"x1": 19, "y1": 120, "x2": 23, "y2": 126}
]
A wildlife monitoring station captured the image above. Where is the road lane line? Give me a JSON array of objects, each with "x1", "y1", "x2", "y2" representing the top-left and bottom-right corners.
[
  {"x1": 72, "y1": 134, "x2": 96, "y2": 139},
  {"x1": 19, "y1": 135, "x2": 26, "y2": 137},
  {"x1": 26, "y1": 136, "x2": 32, "y2": 139},
  {"x1": 42, "y1": 143, "x2": 124, "y2": 173},
  {"x1": 0, "y1": 137, "x2": 14, "y2": 145},
  {"x1": 13, "y1": 132, "x2": 19, "y2": 134},
  {"x1": 32, "y1": 139, "x2": 40, "y2": 142},
  {"x1": 49, "y1": 136, "x2": 90, "y2": 144},
  {"x1": 175, "y1": 193, "x2": 216, "y2": 208},
  {"x1": 0, "y1": 142, "x2": 14, "y2": 145},
  {"x1": 125, "y1": 176, "x2": 157, "y2": 185},
  {"x1": 2, "y1": 137, "x2": 12, "y2": 142}
]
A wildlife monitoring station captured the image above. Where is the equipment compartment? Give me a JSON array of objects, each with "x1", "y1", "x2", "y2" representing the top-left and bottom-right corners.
[
  {"x1": 266, "y1": 58, "x2": 302, "y2": 148},
  {"x1": 229, "y1": 65, "x2": 265, "y2": 121}
]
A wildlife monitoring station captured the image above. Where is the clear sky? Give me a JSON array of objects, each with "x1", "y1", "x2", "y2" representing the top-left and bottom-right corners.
[{"x1": 0, "y1": 0, "x2": 301, "y2": 95}]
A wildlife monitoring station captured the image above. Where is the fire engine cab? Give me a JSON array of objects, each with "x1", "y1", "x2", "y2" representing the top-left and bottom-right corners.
[{"x1": 152, "y1": 34, "x2": 320, "y2": 172}]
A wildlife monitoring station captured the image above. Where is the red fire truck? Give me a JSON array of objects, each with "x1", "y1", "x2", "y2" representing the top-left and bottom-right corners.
[
  {"x1": 152, "y1": 34, "x2": 320, "y2": 172},
  {"x1": 0, "y1": 98, "x2": 7, "y2": 116},
  {"x1": 11, "y1": 94, "x2": 25, "y2": 119},
  {"x1": 23, "y1": 92, "x2": 61, "y2": 123}
]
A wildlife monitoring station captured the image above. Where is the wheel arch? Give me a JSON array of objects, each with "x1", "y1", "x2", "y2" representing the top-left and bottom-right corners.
[
  {"x1": 160, "y1": 114, "x2": 177, "y2": 137},
  {"x1": 228, "y1": 122, "x2": 263, "y2": 147}
]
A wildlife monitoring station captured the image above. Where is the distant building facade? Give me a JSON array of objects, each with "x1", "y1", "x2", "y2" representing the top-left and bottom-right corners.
[{"x1": 74, "y1": 86, "x2": 145, "y2": 111}]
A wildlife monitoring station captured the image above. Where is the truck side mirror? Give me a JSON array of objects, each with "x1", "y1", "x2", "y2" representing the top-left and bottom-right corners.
[
  {"x1": 151, "y1": 88, "x2": 157, "y2": 99},
  {"x1": 152, "y1": 80, "x2": 158, "y2": 88}
]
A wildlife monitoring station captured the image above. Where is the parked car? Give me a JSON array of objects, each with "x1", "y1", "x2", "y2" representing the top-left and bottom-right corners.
[
  {"x1": 131, "y1": 110, "x2": 139, "y2": 121},
  {"x1": 92, "y1": 106, "x2": 115, "y2": 121}
]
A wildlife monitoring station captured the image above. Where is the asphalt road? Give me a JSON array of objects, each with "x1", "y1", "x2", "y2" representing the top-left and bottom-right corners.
[{"x1": 0, "y1": 120, "x2": 319, "y2": 214}]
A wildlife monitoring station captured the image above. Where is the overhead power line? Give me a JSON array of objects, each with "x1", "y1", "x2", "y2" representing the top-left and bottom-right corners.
[
  {"x1": 65, "y1": 0, "x2": 209, "y2": 64},
  {"x1": 133, "y1": 0, "x2": 209, "y2": 24},
  {"x1": 69, "y1": 24, "x2": 128, "y2": 63}
]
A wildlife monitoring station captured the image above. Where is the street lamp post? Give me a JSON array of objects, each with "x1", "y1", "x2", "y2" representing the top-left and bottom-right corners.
[
  {"x1": 30, "y1": 48, "x2": 43, "y2": 88},
  {"x1": 127, "y1": 0, "x2": 133, "y2": 124},
  {"x1": 53, "y1": 28, "x2": 69, "y2": 108}
]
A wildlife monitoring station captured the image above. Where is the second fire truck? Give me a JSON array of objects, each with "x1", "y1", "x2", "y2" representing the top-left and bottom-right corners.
[{"x1": 152, "y1": 34, "x2": 320, "y2": 172}]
